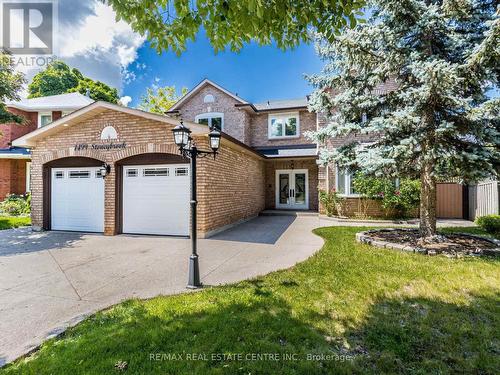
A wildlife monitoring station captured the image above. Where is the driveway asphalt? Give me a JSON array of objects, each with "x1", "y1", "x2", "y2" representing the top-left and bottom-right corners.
[{"x1": 0, "y1": 215, "x2": 324, "y2": 366}]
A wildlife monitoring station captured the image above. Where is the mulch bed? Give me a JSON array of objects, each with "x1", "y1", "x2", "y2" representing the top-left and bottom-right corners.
[{"x1": 357, "y1": 229, "x2": 499, "y2": 257}]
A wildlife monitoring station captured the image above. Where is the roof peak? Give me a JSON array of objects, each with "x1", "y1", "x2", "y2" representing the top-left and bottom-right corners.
[{"x1": 169, "y1": 78, "x2": 248, "y2": 111}]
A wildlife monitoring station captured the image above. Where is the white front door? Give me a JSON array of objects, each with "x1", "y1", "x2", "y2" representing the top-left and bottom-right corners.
[
  {"x1": 122, "y1": 164, "x2": 190, "y2": 236},
  {"x1": 51, "y1": 167, "x2": 105, "y2": 232},
  {"x1": 275, "y1": 169, "x2": 309, "y2": 210}
]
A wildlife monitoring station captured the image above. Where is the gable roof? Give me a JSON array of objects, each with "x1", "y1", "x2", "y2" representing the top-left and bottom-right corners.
[
  {"x1": 6, "y1": 92, "x2": 95, "y2": 111},
  {"x1": 169, "y1": 78, "x2": 248, "y2": 111},
  {"x1": 12, "y1": 101, "x2": 208, "y2": 148}
]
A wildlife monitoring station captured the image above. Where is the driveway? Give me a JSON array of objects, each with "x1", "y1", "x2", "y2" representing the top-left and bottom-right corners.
[{"x1": 0, "y1": 215, "x2": 324, "y2": 366}]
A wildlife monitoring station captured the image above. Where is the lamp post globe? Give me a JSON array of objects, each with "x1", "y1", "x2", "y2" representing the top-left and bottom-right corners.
[
  {"x1": 172, "y1": 124, "x2": 191, "y2": 149},
  {"x1": 208, "y1": 128, "x2": 221, "y2": 152}
]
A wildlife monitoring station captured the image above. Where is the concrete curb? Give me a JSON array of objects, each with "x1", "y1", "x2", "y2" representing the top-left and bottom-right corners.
[{"x1": 321, "y1": 215, "x2": 417, "y2": 224}]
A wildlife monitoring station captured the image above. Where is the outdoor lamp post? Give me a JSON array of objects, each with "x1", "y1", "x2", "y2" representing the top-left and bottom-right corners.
[{"x1": 172, "y1": 121, "x2": 221, "y2": 289}]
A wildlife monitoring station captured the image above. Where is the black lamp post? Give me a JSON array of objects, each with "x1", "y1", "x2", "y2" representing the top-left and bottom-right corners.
[{"x1": 172, "y1": 121, "x2": 221, "y2": 289}]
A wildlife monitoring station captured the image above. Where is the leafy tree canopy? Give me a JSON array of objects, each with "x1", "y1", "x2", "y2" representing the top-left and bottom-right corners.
[
  {"x1": 307, "y1": 0, "x2": 499, "y2": 237},
  {"x1": 68, "y1": 78, "x2": 119, "y2": 104},
  {"x1": 138, "y1": 85, "x2": 188, "y2": 114},
  {"x1": 0, "y1": 50, "x2": 26, "y2": 124},
  {"x1": 106, "y1": 0, "x2": 366, "y2": 54},
  {"x1": 28, "y1": 61, "x2": 119, "y2": 103}
]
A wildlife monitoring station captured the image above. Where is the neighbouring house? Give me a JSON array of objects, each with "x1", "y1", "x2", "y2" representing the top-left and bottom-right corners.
[
  {"x1": 1, "y1": 92, "x2": 94, "y2": 199},
  {"x1": 12, "y1": 79, "x2": 471, "y2": 237}
]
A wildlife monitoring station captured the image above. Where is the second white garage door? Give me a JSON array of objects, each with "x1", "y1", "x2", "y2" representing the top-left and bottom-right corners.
[{"x1": 123, "y1": 164, "x2": 190, "y2": 236}]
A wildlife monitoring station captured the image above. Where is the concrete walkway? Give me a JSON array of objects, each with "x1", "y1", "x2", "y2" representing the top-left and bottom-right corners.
[
  {"x1": 0, "y1": 216, "x2": 323, "y2": 366},
  {"x1": 0, "y1": 215, "x2": 475, "y2": 366}
]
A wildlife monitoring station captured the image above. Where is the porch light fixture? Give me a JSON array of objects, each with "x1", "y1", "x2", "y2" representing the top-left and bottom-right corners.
[
  {"x1": 99, "y1": 163, "x2": 111, "y2": 178},
  {"x1": 171, "y1": 120, "x2": 221, "y2": 289}
]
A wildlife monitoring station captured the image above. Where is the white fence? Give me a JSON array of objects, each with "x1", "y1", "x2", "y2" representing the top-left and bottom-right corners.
[{"x1": 468, "y1": 180, "x2": 499, "y2": 220}]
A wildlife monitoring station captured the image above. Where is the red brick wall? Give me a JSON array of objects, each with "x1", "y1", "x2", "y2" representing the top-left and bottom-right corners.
[
  {"x1": 0, "y1": 108, "x2": 37, "y2": 148},
  {"x1": 52, "y1": 111, "x2": 62, "y2": 122},
  {"x1": 0, "y1": 159, "x2": 27, "y2": 199},
  {"x1": 197, "y1": 140, "x2": 266, "y2": 234},
  {"x1": 0, "y1": 159, "x2": 12, "y2": 198}
]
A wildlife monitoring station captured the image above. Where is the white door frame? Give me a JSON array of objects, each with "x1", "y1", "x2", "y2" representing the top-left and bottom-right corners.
[{"x1": 275, "y1": 169, "x2": 309, "y2": 210}]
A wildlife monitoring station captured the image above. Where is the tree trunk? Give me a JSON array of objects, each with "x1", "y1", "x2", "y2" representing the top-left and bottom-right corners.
[{"x1": 419, "y1": 160, "x2": 437, "y2": 238}]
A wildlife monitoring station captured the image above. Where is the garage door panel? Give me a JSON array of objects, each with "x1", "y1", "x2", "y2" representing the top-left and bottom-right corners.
[
  {"x1": 123, "y1": 164, "x2": 190, "y2": 236},
  {"x1": 51, "y1": 168, "x2": 104, "y2": 232}
]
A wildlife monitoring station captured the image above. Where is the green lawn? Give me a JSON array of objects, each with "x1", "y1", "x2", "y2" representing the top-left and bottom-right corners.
[
  {"x1": 0, "y1": 216, "x2": 31, "y2": 230},
  {"x1": 2, "y1": 227, "x2": 499, "y2": 374}
]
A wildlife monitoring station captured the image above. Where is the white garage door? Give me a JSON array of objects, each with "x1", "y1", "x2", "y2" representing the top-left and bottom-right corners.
[
  {"x1": 51, "y1": 167, "x2": 105, "y2": 232},
  {"x1": 123, "y1": 164, "x2": 190, "y2": 236}
]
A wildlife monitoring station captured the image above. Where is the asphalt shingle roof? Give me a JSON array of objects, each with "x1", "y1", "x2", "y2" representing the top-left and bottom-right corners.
[
  {"x1": 6, "y1": 92, "x2": 94, "y2": 110},
  {"x1": 252, "y1": 98, "x2": 309, "y2": 111}
]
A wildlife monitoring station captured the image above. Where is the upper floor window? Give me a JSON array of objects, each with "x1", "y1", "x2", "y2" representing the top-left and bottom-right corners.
[
  {"x1": 195, "y1": 112, "x2": 223, "y2": 131},
  {"x1": 268, "y1": 113, "x2": 299, "y2": 139},
  {"x1": 39, "y1": 112, "x2": 52, "y2": 127}
]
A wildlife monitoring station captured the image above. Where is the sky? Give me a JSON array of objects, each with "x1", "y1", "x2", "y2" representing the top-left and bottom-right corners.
[{"x1": 13, "y1": 0, "x2": 324, "y2": 107}]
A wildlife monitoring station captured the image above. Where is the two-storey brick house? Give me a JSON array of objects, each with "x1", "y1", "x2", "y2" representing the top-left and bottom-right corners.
[
  {"x1": 167, "y1": 79, "x2": 320, "y2": 212},
  {"x1": 12, "y1": 78, "x2": 467, "y2": 237},
  {"x1": 1, "y1": 93, "x2": 94, "y2": 199},
  {"x1": 12, "y1": 79, "x2": 323, "y2": 236}
]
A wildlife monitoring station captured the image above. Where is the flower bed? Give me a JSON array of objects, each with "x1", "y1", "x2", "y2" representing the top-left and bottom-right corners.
[{"x1": 356, "y1": 228, "x2": 499, "y2": 257}]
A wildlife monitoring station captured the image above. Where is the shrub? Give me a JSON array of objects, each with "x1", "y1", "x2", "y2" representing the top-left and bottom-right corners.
[
  {"x1": 353, "y1": 175, "x2": 420, "y2": 218},
  {"x1": 319, "y1": 189, "x2": 348, "y2": 217},
  {"x1": 0, "y1": 194, "x2": 31, "y2": 216},
  {"x1": 475, "y1": 215, "x2": 500, "y2": 234}
]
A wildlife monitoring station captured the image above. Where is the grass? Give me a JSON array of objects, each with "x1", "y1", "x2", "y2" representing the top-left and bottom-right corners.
[
  {"x1": 440, "y1": 226, "x2": 499, "y2": 240},
  {"x1": 0, "y1": 216, "x2": 30, "y2": 230},
  {"x1": 2, "y1": 226, "x2": 499, "y2": 374}
]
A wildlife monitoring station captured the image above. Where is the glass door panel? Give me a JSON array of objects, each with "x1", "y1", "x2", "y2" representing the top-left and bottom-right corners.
[
  {"x1": 278, "y1": 173, "x2": 290, "y2": 205},
  {"x1": 294, "y1": 173, "x2": 306, "y2": 205}
]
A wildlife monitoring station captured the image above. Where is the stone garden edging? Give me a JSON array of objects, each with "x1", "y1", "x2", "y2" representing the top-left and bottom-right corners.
[{"x1": 355, "y1": 228, "x2": 500, "y2": 257}]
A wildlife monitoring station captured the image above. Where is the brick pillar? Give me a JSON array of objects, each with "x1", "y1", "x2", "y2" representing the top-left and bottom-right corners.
[
  {"x1": 103, "y1": 163, "x2": 116, "y2": 235},
  {"x1": 30, "y1": 154, "x2": 44, "y2": 230}
]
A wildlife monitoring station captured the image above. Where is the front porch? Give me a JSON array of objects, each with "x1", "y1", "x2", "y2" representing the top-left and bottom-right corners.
[{"x1": 264, "y1": 157, "x2": 319, "y2": 211}]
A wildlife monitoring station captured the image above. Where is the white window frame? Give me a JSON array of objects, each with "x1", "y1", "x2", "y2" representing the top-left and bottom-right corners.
[
  {"x1": 38, "y1": 112, "x2": 52, "y2": 128},
  {"x1": 195, "y1": 112, "x2": 224, "y2": 131},
  {"x1": 268, "y1": 112, "x2": 300, "y2": 139},
  {"x1": 335, "y1": 166, "x2": 400, "y2": 197},
  {"x1": 25, "y1": 162, "x2": 31, "y2": 193},
  {"x1": 335, "y1": 167, "x2": 360, "y2": 197}
]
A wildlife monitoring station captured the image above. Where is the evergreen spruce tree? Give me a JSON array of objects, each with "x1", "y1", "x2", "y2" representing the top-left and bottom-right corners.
[{"x1": 308, "y1": 0, "x2": 499, "y2": 238}]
